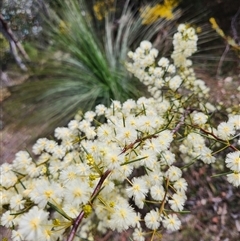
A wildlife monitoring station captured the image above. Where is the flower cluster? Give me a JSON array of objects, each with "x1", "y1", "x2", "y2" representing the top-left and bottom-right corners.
[
  {"x1": 1, "y1": 24, "x2": 239, "y2": 241},
  {"x1": 171, "y1": 24, "x2": 198, "y2": 68},
  {"x1": 126, "y1": 24, "x2": 210, "y2": 101},
  {"x1": 1, "y1": 97, "x2": 187, "y2": 241}
]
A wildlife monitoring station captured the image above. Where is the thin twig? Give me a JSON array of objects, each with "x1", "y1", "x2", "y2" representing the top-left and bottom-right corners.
[
  {"x1": 231, "y1": 7, "x2": 240, "y2": 45},
  {"x1": 216, "y1": 44, "x2": 230, "y2": 77},
  {"x1": 119, "y1": 133, "x2": 158, "y2": 155},
  {"x1": 98, "y1": 231, "x2": 114, "y2": 241},
  {"x1": 171, "y1": 108, "x2": 191, "y2": 135},
  {"x1": 200, "y1": 128, "x2": 238, "y2": 151},
  {"x1": 0, "y1": 14, "x2": 30, "y2": 70},
  {"x1": 66, "y1": 169, "x2": 112, "y2": 241},
  {"x1": 66, "y1": 210, "x2": 85, "y2": 241}
]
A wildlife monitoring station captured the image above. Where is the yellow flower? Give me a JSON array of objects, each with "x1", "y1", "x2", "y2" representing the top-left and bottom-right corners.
[
  {"x1": 209, "y1": 17, "x2": 240, "y2": 51},
  {"x1": 59, "y1": 20, "x2": 68, "y2": 34},
  {"x1": 209, "y1": 17, "x2": 225, "y2": 38},
  {"x1": 82, "y1": 204, "x2": 93, "y2": 217},
  {"x1": 93, "y1": 0, "x2": 115, "y2": 21},
  {"x1": 141, "y1": 0, "x2": 179, "y2": 25}
]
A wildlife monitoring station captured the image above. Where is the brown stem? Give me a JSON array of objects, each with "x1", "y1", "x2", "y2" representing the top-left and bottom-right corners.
[
  {"x1": 90, "y1": 169, "x2": 112, "y2": 201},
  {"x1": 200, "y1": 128, "x2": 238, "y2": 151},
  {"x1": 171, "y1": 108, "x2": 191, "y2": 135},
  {"x1": 159, "y1": 178, "x2": 169, "y2": 215},
  {"x1": 66, "y1": 210, "x2": 85, "y2": 241},
  {"x1": 66, "y1": 169, "x2": 112, "y2": 241},
  {"x1": 120, "y1": 134, "x2": 158, "y2": 155}
]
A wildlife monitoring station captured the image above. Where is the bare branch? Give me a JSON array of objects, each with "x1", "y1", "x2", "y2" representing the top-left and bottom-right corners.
[
  {"x1": 217, "y1": 44, "x2": 230, "y2": 77},
  {"x1": 0, "y1": 14, "x2": 30, "y2": 71},
  {"x1": 171, "y1": 108, "x2": 191, "y2": 135},
  {"x1": 231, "y1": 7, "x2": 240, "y2": 45}
]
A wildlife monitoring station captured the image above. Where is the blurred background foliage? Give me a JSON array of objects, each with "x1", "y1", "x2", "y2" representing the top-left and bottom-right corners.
[{"x1": 2, "y1": 0, "x2": 181, "y2": 133}]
